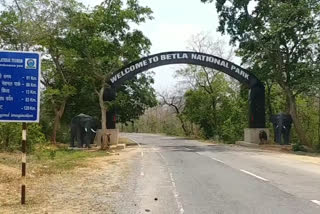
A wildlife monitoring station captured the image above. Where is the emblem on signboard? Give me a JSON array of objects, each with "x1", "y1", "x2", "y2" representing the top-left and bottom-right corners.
[{"x1": 25, "y1": 58, "x2": 37, "y2": 69}]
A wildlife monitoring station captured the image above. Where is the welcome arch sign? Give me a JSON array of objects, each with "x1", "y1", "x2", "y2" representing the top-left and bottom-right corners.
[{"x1": 104, "y1": 51, "x2": 265, "y2": 129}]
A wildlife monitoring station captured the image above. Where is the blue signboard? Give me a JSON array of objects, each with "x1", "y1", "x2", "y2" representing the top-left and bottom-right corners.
[{"x1": 0, "y1": 51, "x2": 41, "y2": 122}]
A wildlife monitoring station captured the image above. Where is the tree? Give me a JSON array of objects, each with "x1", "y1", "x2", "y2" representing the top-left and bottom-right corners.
[
  {"x1": 172, "y1": 33, "x2": 247, "y2": 141},
  {"x1": 158, "y1": 88, "x2": 190, "y2": 136},
  {"x1": 122, "y1": 105, "x2": 188, "y2": 136},
  {"x1": 39, "y1": 0, "x2": 82, "y2": 144},
  {"x1": 113, "y1": 73, "x2": 157, "y2": 124},
  {"x1": 183, "y1": 73, "x2": 246, "y2": 140},
  {"x1": 0, "y1": 0, "x2": 81, "y2": 144},
  {"x1": 201, "y1": 0, "x2": 320, "y2": 146},
  {"x1": 176, "y1": 33, "x2": 236, "y2": 91},
  {"x1": 66, "y1": 0, "x2": 152, "y2": 149}
]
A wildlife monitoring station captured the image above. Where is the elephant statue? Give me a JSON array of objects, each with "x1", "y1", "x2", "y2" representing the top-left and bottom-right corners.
[
  {"x1": 70, "y1": 114, "x2": 100, "y2": 148},
  {"x1": 270, "y1": 114, "x2": 293, "y2": 145}
]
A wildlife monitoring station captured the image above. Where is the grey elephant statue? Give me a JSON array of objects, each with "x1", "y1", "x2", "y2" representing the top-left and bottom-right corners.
[
  {"x1": 270, "y1": 113, "x2": 293, "y2": 145},
  {"x1": 70, "y1": 114, "x2": 100, "y2": 148}
]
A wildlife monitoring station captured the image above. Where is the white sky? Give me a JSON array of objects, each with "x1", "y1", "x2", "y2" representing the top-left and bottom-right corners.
[{"x1": 79, "y1": 0, "x2": 222, "y2": 92}]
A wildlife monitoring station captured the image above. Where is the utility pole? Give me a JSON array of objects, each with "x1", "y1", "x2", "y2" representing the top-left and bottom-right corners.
[{"x1": 21, "y1": 123, "x2": 27, "y2": 204}]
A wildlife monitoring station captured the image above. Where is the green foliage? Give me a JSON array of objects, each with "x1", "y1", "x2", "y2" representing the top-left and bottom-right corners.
[
  {"x1": 65, "y1": 0, "x2": 153, "y2": 82},
  {"x1": 201, "y1": 0, "x2": 320, "y2": 147},
  {"x1": 292, "y1": 143, "x2": 307, "y2": 152},
  {"x1": 43, "y1": 85, "x2": 77, "y2": 113},
  {"x1": 0, "y1": 0, "x2": 84, "y2": 144},
  {"x1": 63, "y1": 0, "x2": 154, "y2": 135},
  {"x1": 27, "y1": 123, "x2": 47, "y2": 151},
  {"x1": 0, "y1": 123, "x2": 46, "y2": 152},
  {"x1": 0, "y1": 0, "x2": 156, "y2": 148},
  {"x1": 114, "y1": 73, "x2": 157, "y2": 124},
  {"x1": 0, "y1": 123, "x2": 20, "y2": 151},
  {"x1": 295, "y1": 95, "x2": 320, "y2": 147},
  {"x1": 183, "y1": 74, "x2": 247, "y2": 142}
]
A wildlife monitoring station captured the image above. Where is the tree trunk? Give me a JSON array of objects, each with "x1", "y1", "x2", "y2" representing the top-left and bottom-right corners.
[
  {"x1": 191, "y1": 123, "x2": 194, "y2": 135},
  {"x1": 51, "y1": 114, "x2": 60, "y2": 145},
  {"x1": 285, "y1": 88, "x2": 310, "y2": 146},
  {"x1": 318, "y1": 97, "x2": 320, "y2": 145},
  {"x1": 266, "y1": 82, "x2": 273, "y2": 117},
  {"x1": 177, "y1": 115, "x2": 189, "y2": 136},
  {"x1": 98, "y1": 86, "x2": 108, "y2": 150},
  {"x1": 51, "y1": 101, "x2": 66, "y2": 144}
]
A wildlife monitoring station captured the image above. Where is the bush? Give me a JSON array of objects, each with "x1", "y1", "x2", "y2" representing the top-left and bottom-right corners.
[
  {"x1": 292, "y1": 143, "x2": 308, "y2": 152},
  {"x1": 0, "y1": 123, "x2": 46, "y2": 152},
  {"x1": 0, "y1": 123, "x2": 21, "y2": 152},
  {"x1": 27, "y1": 123, "x2": 47, "y2": 152}
]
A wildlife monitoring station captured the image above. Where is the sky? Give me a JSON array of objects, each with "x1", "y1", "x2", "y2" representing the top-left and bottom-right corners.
[{"x1": 79, "y1": 0, "x2": 222, "y2": 92}]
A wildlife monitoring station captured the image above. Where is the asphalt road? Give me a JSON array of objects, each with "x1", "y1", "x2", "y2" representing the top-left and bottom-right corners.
[{"x1": 116, "y1": 133, "x2": 320, "y2": 214}]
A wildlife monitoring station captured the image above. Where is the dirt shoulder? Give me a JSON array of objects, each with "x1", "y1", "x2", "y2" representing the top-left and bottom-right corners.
[
  {"x1": 235, "y1": 144, "x2": 320, "y2": 165},
  {"x1": 0, "y1": 146, "x2": 138, "y2": 214},
  {"x1": 201, "y1": 139, "x2": 320, "y2": 165}
]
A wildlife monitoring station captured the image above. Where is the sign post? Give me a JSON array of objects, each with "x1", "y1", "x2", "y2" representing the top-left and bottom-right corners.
[{"x1": 0, "y1": 50, "x2": 41, "y2": 205}]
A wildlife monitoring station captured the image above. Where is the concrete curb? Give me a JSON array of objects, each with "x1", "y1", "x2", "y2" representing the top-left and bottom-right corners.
[
  {"x1": 109, "y1": 144, "x2": 126, "y2": 150},
  {"x1": 235, "y1": 141, "x2": 260, "y2": 148}
]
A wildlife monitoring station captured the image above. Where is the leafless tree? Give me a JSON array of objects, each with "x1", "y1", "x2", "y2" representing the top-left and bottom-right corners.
[
  {"x1": 176, "y1": 32, "x2": 239, "y2": 93},
  {"x1": 158, "y1": 87, "x2": 190, "y2": 136}
]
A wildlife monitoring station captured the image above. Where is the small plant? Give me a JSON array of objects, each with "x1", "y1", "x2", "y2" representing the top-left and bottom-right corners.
[
  {"x1": 35, "y1": 152, "x2": 42, "y2": 160},
  {"x1": 292, "y1": 143, "x2": 307, "y2": 152},
  {"x1": 49, "y1": 150, "x2": 56, "y2": 160},
  {"x1": 316, "y1": 143, "x2": 320, "y2": 153}
]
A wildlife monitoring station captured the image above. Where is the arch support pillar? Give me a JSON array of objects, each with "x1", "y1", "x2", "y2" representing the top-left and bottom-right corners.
[
  {"x1": 103, "y1": 87, "x2": 117, "y2": 129},
  {"x1": 249, "y1": 83, "x2": 266, "y2": 128},
  {"x1": 241, "y1": 83, "x2": 268, "y2": 144}
]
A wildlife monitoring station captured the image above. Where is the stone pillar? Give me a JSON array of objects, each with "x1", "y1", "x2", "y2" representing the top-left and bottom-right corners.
[
  {"x1": 107, "y1": 129, "x2": 119, "y2": 145},
  {"x1": 103, "y1": 87, "x2": 117, "y2": 129},
  {"x1": 94, "y1": 129, "x2": 103, "y2": 147},
  {"x1": 94, "y1": 129, "x2": 119, "y2": 146},
  {"x1": 244, "y1": 128, "x2": 270, "y2": 144}
]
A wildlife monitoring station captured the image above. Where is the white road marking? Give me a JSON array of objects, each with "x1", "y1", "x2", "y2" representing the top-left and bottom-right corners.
[
  {"x1": 195, "y1": 152, "x2": 225, "y2": 164},
  {"x1": 311, "y1": 200, "x2": 320, "y2": 206},
  {"x1": 129, "y1": 138, "x2": 143, "y2": 157},
  {"x1": 210, "y1": 157, "x2": 225, "y2": 164},
  {"x1": 169, "y1": 172, "x2": 185, "y2": 214},
  {"x1": 240, "y1": 169, "x2": 269, "y2": 181},
  {"x1": 140, "y1": 172, "x2": 144, "y2": 176},
  {"x1": 158, "y1": 152, "x2": 167, "y2": 163},
  {"x1": 184, "y1": 147, "x2": 192, "y2": 151},
  {"x1": 129, "y1": 138, "x2": 141, "y2": 147},
  {"x1": 158, "y1": 152, "x2": 184, "y2": 214}
]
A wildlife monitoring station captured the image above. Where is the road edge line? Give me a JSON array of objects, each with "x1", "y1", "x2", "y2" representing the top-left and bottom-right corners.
[
  {"x1": 210, "y1": 157, "x2": 225, "y2": 164},
  {"x1": 240, "y1": 169, "x2": 269, "y2": 181},
  {"x1": 128, "y1": 137, "x2": 143, "y2": 157},
  {"x1": 158, "y1": 152, "x2": 184, "y2": 214},
  {"x1": 195, "y1": 152, "x2": 225, "y2": 164},
  {"x1": 311, "y1": 200, "x2": 320, "y2": 206}
]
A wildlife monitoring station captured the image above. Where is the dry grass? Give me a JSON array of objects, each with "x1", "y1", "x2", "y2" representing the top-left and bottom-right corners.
[
  {"x1": 0, "y1": 138, "x2": 137, "y2": 212},
  {"x1": 0, "y1": 144, "x2": 112, "y2": 209}
]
